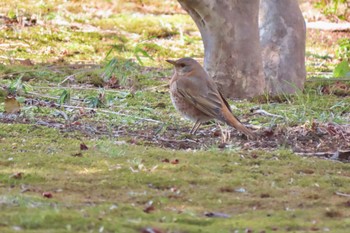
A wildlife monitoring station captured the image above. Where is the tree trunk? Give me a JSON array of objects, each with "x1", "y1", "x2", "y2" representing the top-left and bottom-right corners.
[
  {"x1": 259, "y1": 0, "x2": 306, "y2": 94},
  {"x1": 177, "y1": 0, "x2": 265, "y2": 99}
]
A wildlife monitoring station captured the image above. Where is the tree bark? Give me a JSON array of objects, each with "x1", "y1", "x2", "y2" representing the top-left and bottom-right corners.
[
  {"x1": 177, "y1": 0, "x2": 265, "y2": 99},
  {"x1": 259, "y1": 0, "x2": 306, "y2": 94}
]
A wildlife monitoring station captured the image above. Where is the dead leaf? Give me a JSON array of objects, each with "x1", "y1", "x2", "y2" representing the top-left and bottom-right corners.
[
  {"x1": 42, "y1": 192, "x2": 53, "y2": 198},
  {"x1": 154, "y1": 102, "x2": 166, "y2": 109},
  {"x1": 218, "y1": 143, "x2": 227, "y2": 149},
  {"x1": 80, "y1": 143, "x2": 88, "y2": 150},
  {"x1": 161, "y1": 158, "x2": 169, "y2": 163},
  {"x1": 72, "y1": 152, "x2": 83, "y2": 157},
  {"x1": 4, "y1": 97, "x2": 20, "y2": 113},
  {"x1": 331, "y1": 150, "x2": 350, "y2": 161},
  {"x1": 143, "y1": 205, "x2": 155, "y2": 213},
  {"x1": 105, "y1": 75, "x2": 120, "y2": 88},
  {"x1": 345, "y1": 200, "x2": 350, "y2": 207},
  {"x1": 19, "y1": 58, "x2": 34, "y2": 66},
  {"x1": 204, "y1": 212, "x2": 231, "y2": 218},
  {"x1": 219, "y1": 187, "x2": 234, "y2": 193},
  {"x1": 10, "y1": 172, "x2": 23, "y2": 179},
  {"x1": 337, "y1": 150, "x2": 350, "y2": 161},
  {"x1": 260, "y1": 193, "x2": 271, "y2": 198},
  {"x1": 213, "y1": 130, "x2": 221, "y2": 137},
  {"x1": 140, "y1": 227, "x2": 163, "y2": 233},
  {"x1": 171, "y1": 159, "x2": 179, "y2": 164},
  {"x1": 325, "y1": 209, "x2": 342, "y2": 218}
]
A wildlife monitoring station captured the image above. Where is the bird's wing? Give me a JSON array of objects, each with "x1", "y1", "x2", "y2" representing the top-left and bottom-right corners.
[
  {"x1": 219, "y1": 91, "x2": 232, "y2": 113},
  {"x1": 175, "y1": 75, "x2": 224, "y2": 119}
]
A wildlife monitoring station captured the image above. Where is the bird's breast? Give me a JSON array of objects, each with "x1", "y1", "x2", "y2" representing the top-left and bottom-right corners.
[{"x1": 169, "y1": 81, "x2": 211, "y2": 123}]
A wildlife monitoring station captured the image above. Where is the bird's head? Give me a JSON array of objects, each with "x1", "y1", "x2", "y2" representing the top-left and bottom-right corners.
[{"x1": 166, "y1": 57, "x2": 201, "y2": 76}]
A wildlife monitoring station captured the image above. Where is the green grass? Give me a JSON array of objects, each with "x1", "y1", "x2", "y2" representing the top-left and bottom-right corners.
[{"x1": 0, "y1": 124, "x2": 349, "y2": 232}]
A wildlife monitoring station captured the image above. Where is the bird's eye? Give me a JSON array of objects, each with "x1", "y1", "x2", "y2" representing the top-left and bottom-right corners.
[{"x1": 179, "y1": 63, "x2": 186, "y2": 68}]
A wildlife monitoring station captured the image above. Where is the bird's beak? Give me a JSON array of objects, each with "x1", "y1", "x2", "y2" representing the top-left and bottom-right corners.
[{"x1": 166, "y1": 59, "x2": 176, "y2": 65}]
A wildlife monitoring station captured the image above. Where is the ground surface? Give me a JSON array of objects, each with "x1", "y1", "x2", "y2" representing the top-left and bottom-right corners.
[{"x1": 0, "y1": 0, "x2": 350, "y2": 232}]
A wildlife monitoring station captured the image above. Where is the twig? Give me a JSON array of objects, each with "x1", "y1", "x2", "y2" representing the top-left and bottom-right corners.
[
  {"x1": 0, "y1": 43, "x2": 30, "y2": 47},
  {"x1": 48, "y1": 64, "x2": 101, "y2": 69},
  {"x1": 294, "y1": 150, "x2": 350, "y2": 162},
  {"x1": 0, "y1": 69, "x2": 39, "y2": 79},
  {"x1": 32, "y1": 86, "x2": 125, "y2": 93},
  {"x1": 158, "y1": 138, "x2": 198, "y2": 144},
  {"x1": 59, "y1": 75, "x2": 76, "y2": 85},
  {"x1": 143, "y1": 83, "x2": 169, "y2": 91},
  {"x1": 60, "y1": 104, "x2": 162, "y2": 124},
  {"x1": 306, "y1": 77, "x2": 350, "y2": 82},
  {"x1": 307, "y1": 21, "x2": 350, "y2": 31},
  {"x1": 250, "y1": 108, "x2": 284, "y2": 119},
  {"x1": 335, "y1": 191, "x2": 350, "y2": 198},
  {"x1": 25, "y1": 92, "x2": 82, "y2": 103},
  {"x1": 294, "y1": 151, "x2": 334, "y2": 157}
]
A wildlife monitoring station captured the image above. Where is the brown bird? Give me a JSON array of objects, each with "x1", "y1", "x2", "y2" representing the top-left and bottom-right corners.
[{"x1": 167, "y1": 57, "x2": 254, "y2": 138}]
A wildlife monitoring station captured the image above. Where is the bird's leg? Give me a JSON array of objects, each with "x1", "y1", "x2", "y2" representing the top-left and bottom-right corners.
[
  {"x1": 217, "y1": 122, "x2": 230, "y2": 143},
  {"x1": 190, "y1": 120, "x2": 202, "y2": 135}
]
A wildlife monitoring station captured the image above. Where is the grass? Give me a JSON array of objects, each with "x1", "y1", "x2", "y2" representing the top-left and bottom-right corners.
[
  {"x1": 0, "y1": 0, "x2": 350, "y2": 232},
  {"x1": 1, "y1": 124, "x2": 349, "y2": 232}
]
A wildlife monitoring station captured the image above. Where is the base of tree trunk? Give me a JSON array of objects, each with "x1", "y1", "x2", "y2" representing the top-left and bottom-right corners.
[
  {"x1": 259, "y1": 0, "x2": 306, "y2": 94},
  {"x1": 178, "y1": 0, "x2": 265, "y2": 99},
  {"x1": 178, "y1": 0, "x2": 306, "y2": 98}
]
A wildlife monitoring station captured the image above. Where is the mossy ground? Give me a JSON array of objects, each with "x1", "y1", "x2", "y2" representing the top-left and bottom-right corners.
[
  {"x1": 0, "y1": 0, "x2": 350, "y2": 232},
  {"x1": 1, "y1": 124, "x2": 349, "y2": 232}
]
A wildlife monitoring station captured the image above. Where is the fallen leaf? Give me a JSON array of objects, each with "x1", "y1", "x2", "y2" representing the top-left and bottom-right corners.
[
  {"x1": 337, "y1": 150, "x2": 350, "y2": 161},
  {"x1": 219, "y1": 187, "x2": 234, "y2": 193},
  {"x1": 204, "y1": 212, "x2": 230, "y2": 218},
  {"x1": 297, "y1": 169, "x2": 314, "y2": 174},
  {"x1": 42, "y1": 192, "x2": 53, "y2": 198},
  {"x1": 10, "y1": 172, "x2": 23, "y2": 179},
  {"x1": 345, "y1": 201, "x2": 350, "y2": 207},
  {"x1": 262, "y1": 128, "x2": 274, "y2": 137},
  {"x1": 171, "y1": 159, "x2": 179, "y2": 164},
  {"x1": 154, "y1": 102, "x2": 166, "y2": 109},
  {"x1": 143, "y1": 205, "x2": 155, "y2": 213},
  {"x1": 4, "y1": 97, "x2": 20, "y2": 113},
  {"x1": 105, "y1": 74, "x2": 120, "y2": 89},
  {"x1": 213, "y1": 130, "x2": 221, "y2": 137},
  {"x1": 161, "y1": 158, "x2": 169, "y2": 163},
  {"x1": 218, "y1": 143, "x2": 227, "y2": 149},
  {"x1": 19, "y1": 58, "x2": 34, "y2": 66},
  {"x1": 325, "y1": 209, "x2": 342, "y2": 218},
  {"x1": 72, "y1": 152, "x2": 83, "y2": 157},
  {"x1": 140, "y1": 227, "x2": 163, "y2": 233},
  {"x1": 260, "y1": 193, "x2": 271, "y2": 198},
  {"x1": 80, "y1": 143, "x2": 88, "y2": 150}
]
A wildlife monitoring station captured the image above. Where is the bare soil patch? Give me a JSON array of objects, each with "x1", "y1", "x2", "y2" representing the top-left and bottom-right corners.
[{"x1": 1, "y1": 110, "x2": 349, "y2": 162}]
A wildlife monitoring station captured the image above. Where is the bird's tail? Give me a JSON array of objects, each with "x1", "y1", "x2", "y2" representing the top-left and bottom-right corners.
[{"x1": 221, "y1": 106, "x2": 255, "y2": 139}]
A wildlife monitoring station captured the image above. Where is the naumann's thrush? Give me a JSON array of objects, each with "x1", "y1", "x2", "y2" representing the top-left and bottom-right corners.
[{"x1": 167, "y1": 57, "x2": 254, "y2": 138}]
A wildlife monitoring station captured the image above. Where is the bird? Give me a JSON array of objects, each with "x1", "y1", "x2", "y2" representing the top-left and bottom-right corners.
[{"x1": 166, "y1": 57, "x2": 254, "y2": 138}]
